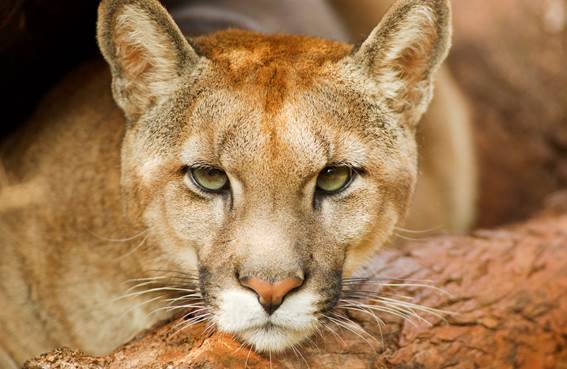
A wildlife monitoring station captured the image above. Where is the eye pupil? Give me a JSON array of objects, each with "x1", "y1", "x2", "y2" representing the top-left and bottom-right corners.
[
  {"x1": 316, "y1": 166, "x2": 353, "y2": 194},
  {"x1": 190, "y1": 166, "x2": 228, "y2": 192}
]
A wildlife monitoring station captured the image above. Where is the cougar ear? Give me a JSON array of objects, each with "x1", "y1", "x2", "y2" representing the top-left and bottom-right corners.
[
  {"x1": 97, "y1": 0, "x2": 200, "y2": 122},
  {"x1": 350, "y1": 0, "x2": 451, "y2": 128}
]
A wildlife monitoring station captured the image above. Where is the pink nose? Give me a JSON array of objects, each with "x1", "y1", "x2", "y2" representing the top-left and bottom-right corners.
[{"x1": 239, "y1": 276, "x2": 304, "y2": 314}]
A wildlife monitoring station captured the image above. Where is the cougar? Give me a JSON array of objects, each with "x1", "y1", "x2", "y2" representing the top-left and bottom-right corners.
[{"x1": 0, "y1": 0, "x2": 475, "y2": 366}]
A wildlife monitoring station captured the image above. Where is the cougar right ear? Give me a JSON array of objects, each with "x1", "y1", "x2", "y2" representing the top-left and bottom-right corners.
[
  {"x1": 97, "y1": 0, "x2": 201, "y2": 122},
  {"x1": 348, "y1": 0, "x2": 451, "y2": 129}
]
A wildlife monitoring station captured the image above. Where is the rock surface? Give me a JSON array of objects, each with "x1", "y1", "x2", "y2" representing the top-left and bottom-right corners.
[{"x1": 24, "y1": 205, "x2": 567, "y2": 369}]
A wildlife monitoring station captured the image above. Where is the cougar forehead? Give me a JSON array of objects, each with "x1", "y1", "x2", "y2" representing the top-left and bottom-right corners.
[
  {"x1": 175, "y1": 29, "x2": 413, "y2": 179},
  {"x1": 192, "y1": 30, "x2": 351, "y2": 110},
  {"x1": 180, "y1": 90, "x2": 373, "y2": 190},
  {"x1": 191, "y1": 29, "x2": 353, "y2": 81}
]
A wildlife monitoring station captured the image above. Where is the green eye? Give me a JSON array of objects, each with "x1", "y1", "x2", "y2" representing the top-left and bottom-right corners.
[
  {"x1": 189, "y1": 166, "x2": 228, "y2": 192},
  {"x1": 316, "y1": 166, "x2": 353, "y2": 194}
]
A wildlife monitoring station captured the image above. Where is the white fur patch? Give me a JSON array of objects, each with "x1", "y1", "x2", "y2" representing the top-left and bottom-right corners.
[
  {"x1": 270, "y1": 291, "x2": 318, "y2": 331},
  {"x1": 239, "y1": 326, "x2": 311, "y2": 352},
  {"x1": 215, "y1": 289, "x2": 268, "y2": 332},
  {"x1": 215, "y1": 288, "x2": 319, "y2": 352},
  {"x1": 139, "y1": 157, "x2": 165, "y2": 183},
  {"x1": 179, "y1": 135, "x2": 205, "y2": 165}
]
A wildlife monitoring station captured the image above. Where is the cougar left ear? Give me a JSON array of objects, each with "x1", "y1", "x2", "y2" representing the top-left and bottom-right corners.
[
  {"x1": 97, "y1": 0, "x2": 201, "y2": 122},
  {"x1": 349, "y1": 0, "x2": 451, "y2": 128}
]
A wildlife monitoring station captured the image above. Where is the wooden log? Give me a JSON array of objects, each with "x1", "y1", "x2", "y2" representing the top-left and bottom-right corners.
[{"x1": 23, "y1": 202, "x2": 567, "y2": 369}]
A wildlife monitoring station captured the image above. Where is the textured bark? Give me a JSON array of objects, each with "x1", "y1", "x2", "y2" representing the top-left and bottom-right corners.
[{"x1": 24, "y1": 203, "x2": 567, "y2": 369}]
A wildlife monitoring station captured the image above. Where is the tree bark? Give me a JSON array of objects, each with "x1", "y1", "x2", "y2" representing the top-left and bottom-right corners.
[{"x1": 23, "y1": 202, "x2": 567, "y2": 369}]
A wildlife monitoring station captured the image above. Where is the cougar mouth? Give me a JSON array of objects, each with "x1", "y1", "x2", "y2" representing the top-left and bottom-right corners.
[
  {"x1": 237, "y1": 324, "x2": 317, "y2": 353},
  {"x1": 213, "y1": 287, "x2": 321, "y2": 352}
]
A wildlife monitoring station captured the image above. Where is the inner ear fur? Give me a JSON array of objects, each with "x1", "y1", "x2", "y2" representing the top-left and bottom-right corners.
[
  {"x1": 97, "y1": 0, "x2": 200, "y2": 122},
  {"x1": 351, "y1": 0, "x2": 451, "y2": 127}
]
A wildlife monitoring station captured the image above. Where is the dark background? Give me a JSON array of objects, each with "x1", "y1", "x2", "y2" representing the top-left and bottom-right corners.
[{"x1": 0, "y1": 0, "x2": 99, "y2": 136}]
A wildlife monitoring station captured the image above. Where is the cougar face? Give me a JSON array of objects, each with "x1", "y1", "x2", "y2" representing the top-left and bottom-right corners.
[{"x1": 98, "y1": 0, "x2": 451, "y2": 352}]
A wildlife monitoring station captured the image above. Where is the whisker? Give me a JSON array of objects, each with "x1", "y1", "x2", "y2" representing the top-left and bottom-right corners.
[
  {"x1": 341, "y1": 290, "x2": 416, "y2": 303},
  {"x1": 117, "y1": 294, "x2": 165, "y2": 320},
  {"x1": 394, "y1": 233, "x2": 430, "y2": 242},
  {"x1": 374, "y1": 296, "x2": 452, "y2": 316},
  {"x1": 291, "y1": 343, "x2": 310, "y2": 369},
  {"x1": 320, "y1": 319, "x2": 347, "y2": 346},
  {"x1": 334, "y1": 303, "x2": 385, "y2": 345},
  {"x1": 363, "y1": 283, "x2": 451, "y2": 296},
  {"x1": 244, "y1": 344, "x2": 253, "y2": 369},
  {"x1": 123, "y1": 283, "x2": 199, "y2": 297},
  {"x1": 161, "y1": 299, "x2": 204, "y2": 310},
  {"x1": 114, "y1": 286, "x2": 200, "y2": 302},
  {"x1": 339, "y1": 301, "x2": 419, "y2": 327},
  {"x1": 233, "y1": 340, "x2": 248, "y2": 355},
  {"x1": 89, "y1": 228, "x2": 149, "y2": 243},
  {"x1": 125, "y1": 275, "x2": 173, "y2": 283},
  {"x1": 177, "y1": 307, "x2": 210, "y2": 321},
  {"x1": 144, "y1": 269, "x2": 200, "y2": 279},
  {"x1": 147, "y1": 301, "x2": 206, "y2": 316},
  {"x1": 171, "y1": 313, "x2": 212, "y2": 336},
  {"x1": 171, "y1": 318, "x2": 210, "y2": 337},
  {"x1": 343, "y1": 297, "x2": 449, "y2": 328},
  {"x1": 341, "y1": 278, "x2": 453, "y2": 298},
  {"x1": 163, "y1": 293, "x2": 203, "y2": 303},
  {"x1": 125, "y1": 272, "x2": 198, "y2": 287},
  {"x1": 116, "y1": 233, "x2": 150, "y2": 260},
  {"x1": 203, "y1": 321, "x2": 217, "y2": 336},
  {"x1": 325, "y1": 312, "x2": 378, "y2": 349},
  {"x1": 335, "y1": 273, "x2": 454, "y2": 343},
  {"x1": 337, "y1": 302, "x2": 386, "y2": 327},
  {"x1": 289, "y1": 345, "x2": 301, "y2": 363},
  {"x1": 395, "y1": 225, "x2": 441, "y2": 234},
  {"x1": 123, "y1": 278, "x2": 179, "y2": 292},
  {"x1": 303, "y1": 335, "x2": 320, "y2": 353},
  {"x1": 342, "y1": 276, "x2": 438, "y2": 284},
  {"x1": 371, "y1": 297, "x2": 452, "y2": 321}
]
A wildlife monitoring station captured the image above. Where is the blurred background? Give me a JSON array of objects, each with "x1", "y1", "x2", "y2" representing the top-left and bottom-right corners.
[{"x1": 1, "y1": 0, "x2": 566, "y2": 228}]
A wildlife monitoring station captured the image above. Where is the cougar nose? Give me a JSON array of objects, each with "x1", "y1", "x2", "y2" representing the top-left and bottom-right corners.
[{"x1": 239, "y1": 276, "x2": 304, "y2": 315}]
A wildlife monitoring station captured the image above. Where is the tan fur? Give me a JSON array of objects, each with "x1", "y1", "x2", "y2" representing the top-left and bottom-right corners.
[
  {"x1": 330, "y1": 0, "x2": 477, "y2": 232},
  {"x1": 0, "y1": 0, "x2": 475, "y2": 365}
]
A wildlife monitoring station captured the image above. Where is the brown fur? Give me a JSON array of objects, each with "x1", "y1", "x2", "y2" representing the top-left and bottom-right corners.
[
  {"x1": 331, "y1": 0, "x2": 476, "y2": 232},
  {"x1": 191, "y1": 30, "x2": 353, "y2": 115},
  {"x1": 0, "y1": 0, "x2": 475, "y2": 365}
]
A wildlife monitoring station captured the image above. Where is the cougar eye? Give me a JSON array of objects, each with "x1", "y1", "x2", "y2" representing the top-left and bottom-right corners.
[
  {"x1": 316, "y1": 166, "x2": 353, "y2": 194},
  {"x1": 188, "y1": 166, "x2": 229, "y2": 192}
]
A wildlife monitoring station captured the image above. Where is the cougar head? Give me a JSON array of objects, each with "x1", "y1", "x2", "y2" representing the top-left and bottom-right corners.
[{"x1": 97, "y1": 0, "x2": 451, "y2": 352}]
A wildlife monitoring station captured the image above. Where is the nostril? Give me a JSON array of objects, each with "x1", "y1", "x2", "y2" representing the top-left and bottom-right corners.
[
  {"x1": 238, "y1": 276, "x2": 304, "y2": 315},
  {"x1": 238, "y1": 276, "x2": 273, "y2": 304},
  {"x1": 271, "y1": 277, "x2": 303, "y2": 305}
]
